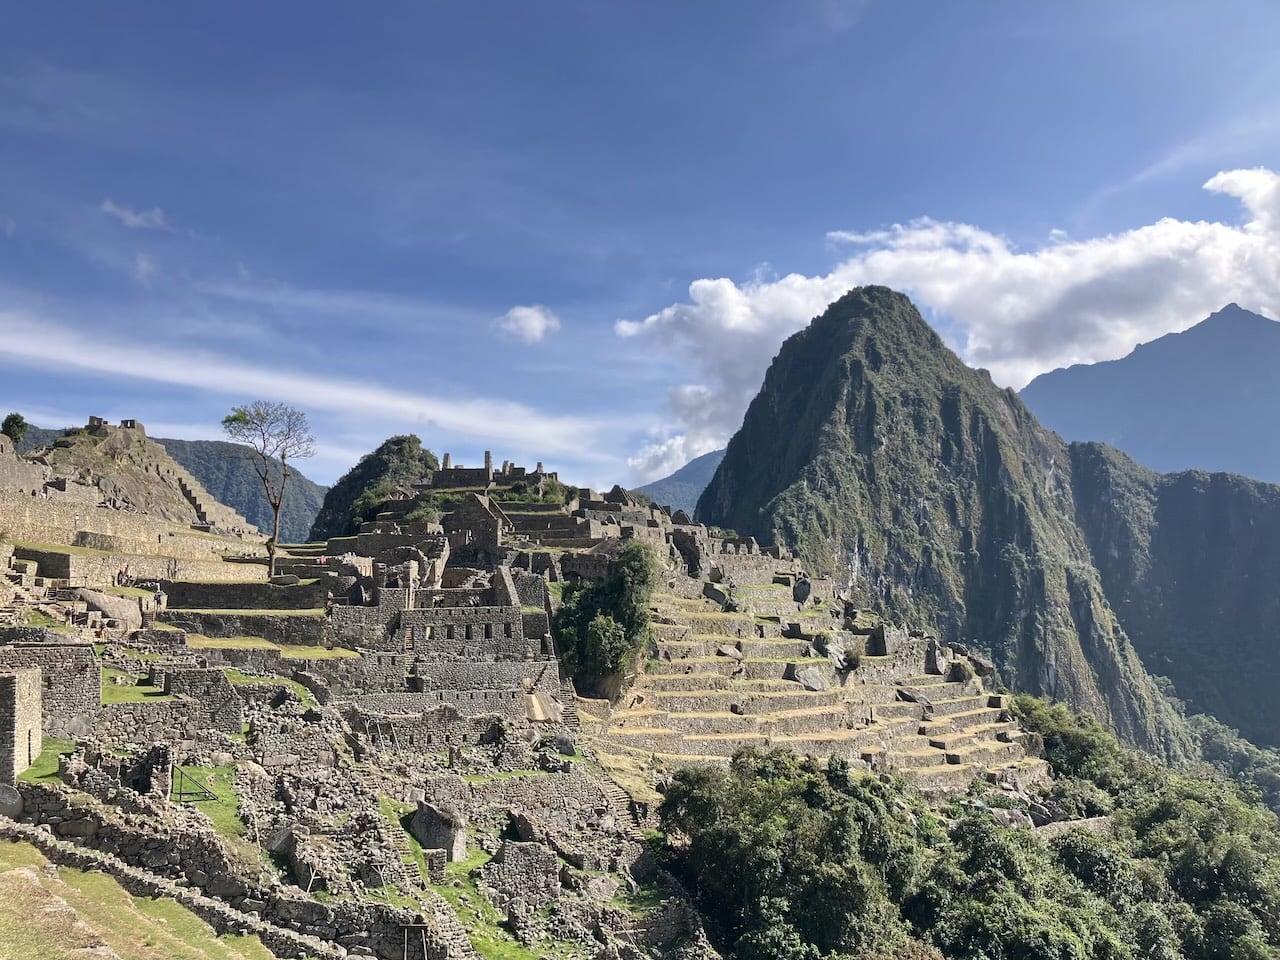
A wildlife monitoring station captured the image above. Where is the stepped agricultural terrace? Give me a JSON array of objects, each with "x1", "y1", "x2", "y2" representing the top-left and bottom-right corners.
[
  {"x1": 583, "y1": 574, "x2": 1047, "y2": 796},
  {"x1": 0, "y1": 429, "x2": 1061, "y2": 959}
]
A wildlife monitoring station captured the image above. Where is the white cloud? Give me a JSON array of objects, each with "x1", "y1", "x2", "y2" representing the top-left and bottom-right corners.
[
  {"x1": 495, "y1": 304, "x2": 561, "y2": 343},
  {"x1": 0, "y1": 308, "x2": 623, "y2": 463},
  {"x1": 100, "y1": 198, "x2": 167, "y2": 230},
  {"x1": 133, "y1": 253, "x2": 156, "y2": 285},
  {"x1": 620, "y1": 167, "x2": 1280, "y2": 482}
]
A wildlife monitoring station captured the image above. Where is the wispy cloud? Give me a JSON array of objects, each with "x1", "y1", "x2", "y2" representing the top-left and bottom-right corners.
[
  {"x1": 0, "y1": 307, "x2": 623, "y2": 462},
  {"x1": 100, "y1": 198, "x2": 168, "y2": 230},
  {"x1": 494, "y1": 304, "x2": 561, "y2": 343},
  {"x1": 132, "y1": 252, "x2": 156, "y2": 285}
]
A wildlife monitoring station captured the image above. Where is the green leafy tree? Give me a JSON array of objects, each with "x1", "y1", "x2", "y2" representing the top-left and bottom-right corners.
[
  {"x1": 657, "y1": 703, "x2": 1280, "y2": 960},
  {"x1": 221, "y1": 401, "x2": 315, "y2": 576},
  {"x1": 553, "y1": 541, "x2": 657, "y2": 693},
  {"x1": 1, "y1": 412, "x2": 28, "y2": 445}
]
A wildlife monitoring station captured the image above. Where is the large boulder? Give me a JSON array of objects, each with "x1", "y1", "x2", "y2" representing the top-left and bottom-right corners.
[{"x1": 408, "y1": 801, "x2": 467, "y2": 862}]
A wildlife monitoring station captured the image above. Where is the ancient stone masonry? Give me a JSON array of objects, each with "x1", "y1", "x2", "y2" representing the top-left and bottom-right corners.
[
  {"x1": 0, "y1": 667, "x2": 41, "y2": 782},
  {"x1": 0, "y1": 435, "x2": 1060, "y2": 959},
  {"x1": 0, "y1": 636, "x2": 99, "y2": 736}
]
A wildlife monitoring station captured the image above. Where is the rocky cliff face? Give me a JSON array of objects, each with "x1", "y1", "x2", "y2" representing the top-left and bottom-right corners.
[
  {"x1": 697, "y1": 286, "x2": 1190, "y2": 757},
  {"x1": 1070, "y1": 444, "x2": 1280, "y2": 748}
]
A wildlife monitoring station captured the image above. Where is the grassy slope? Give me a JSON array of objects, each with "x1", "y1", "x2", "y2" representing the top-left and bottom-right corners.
[{"x1": 0, "y1": 840, "x2": 274, "y2": 960}]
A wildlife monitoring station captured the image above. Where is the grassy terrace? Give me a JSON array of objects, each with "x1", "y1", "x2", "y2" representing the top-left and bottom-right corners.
[
  {"x1": 186, "y1": 634, "x2": 277, "y2": 650},
  {"x1": 184, "y1": 634, "x2": 358, "y2": 658},
  {"x1": 167, "y1": 608, "x2": 325, "y2": 617},
  {"x1": 101, "y1": 668, "x2": 172, "y2": 704},
  {"x1": 18, "y1": 737, "x2": 75, "y2": 783},
  {"x1": 0, "y1": 839, "x2": 274, "y2": 960},
  {"x1": 17, "y1": 609, "x2": 75, "y2": 633},
  {"x1": 221, "y1": 668, "x2": 317, "y2": 708}
]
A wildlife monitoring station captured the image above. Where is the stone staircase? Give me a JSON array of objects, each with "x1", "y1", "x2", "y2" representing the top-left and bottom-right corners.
[
  {"x1": 166, "y1": 461, "x2": 255, "y2": 534},
  {"x1": 599, "y1": 777, "x2": 647, "y2": 842},
  {"x1": 591, "y1": 589, "x2": 1047, "y2": 795}
]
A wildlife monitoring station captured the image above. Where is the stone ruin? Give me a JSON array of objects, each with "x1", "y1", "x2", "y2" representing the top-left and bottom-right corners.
[{"x1": 0, "y1": 438, "x2": 1053, "y2": 959}]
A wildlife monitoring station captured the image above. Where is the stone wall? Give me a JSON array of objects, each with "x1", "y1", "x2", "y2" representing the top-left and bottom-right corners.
[
  {"x1": 0, "y1": 493, "x2": 263, "y2": 560},
  {"x1": 163, "y1": 579, "x2": 330, "y2": 611},
  {"x1": 359, "y1": 689, "x2": 528, "y2": 721},
  {"x1": 510, "y1": 571, "x2": 547, "y2": 608},
  {"x1": 158, "y1": 610, "x2": 327, "y2": 646},
  {"x1": 161, "y1": 669, "x2": 244, "y2": 733},
  {"x1": 0, "y1": 668, "x2": 42, "y2": 782},
  {"x1": 411, "y1": 660, "x2": 558, "y2": 691},
  {"x1": 95, "y1": 699, "x2": 209, "y2": 748},
  {"x1": 15, "y1": 546, "x2": 265, "y2": 586},
  {"x1": 481, "y1": 840, "x2": 561, "y2": 910},
  {"x1": 399, "y1": 606, "x2": 524, "y2": 660},
  {"x1": 0, "y1": 641, "x2": 99, "y2": 736},
  {"x1": 0, "y1": 453, "x2": 47, "y2": 493}
]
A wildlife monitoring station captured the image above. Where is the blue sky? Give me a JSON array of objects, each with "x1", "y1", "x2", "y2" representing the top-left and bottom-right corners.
[{"x1": 4, "y1": 2, "x2": 1280, "y2": 486}]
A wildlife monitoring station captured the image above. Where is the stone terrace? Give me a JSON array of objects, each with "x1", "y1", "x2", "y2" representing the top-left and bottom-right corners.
[{"x1": 585, "y1": 576, "x2": 1048, "y2": 796}]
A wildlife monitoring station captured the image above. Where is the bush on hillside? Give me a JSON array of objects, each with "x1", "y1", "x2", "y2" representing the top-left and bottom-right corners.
[{"x1": 554, "y1": 541, "x2": 657, "y2": 694}]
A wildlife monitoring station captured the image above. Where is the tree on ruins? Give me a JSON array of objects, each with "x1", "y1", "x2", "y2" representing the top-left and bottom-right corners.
[
  {"x1": 1, "y1": 412, "x2": 29, "y2": 446},
  {"x1": 221, "y1": 401, "x2": 315, "y2": 576}
]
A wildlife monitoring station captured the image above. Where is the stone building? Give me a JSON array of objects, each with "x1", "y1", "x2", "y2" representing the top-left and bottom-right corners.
[{"x1": 0, "y1": 667, "x2": 42, "y2": 783}]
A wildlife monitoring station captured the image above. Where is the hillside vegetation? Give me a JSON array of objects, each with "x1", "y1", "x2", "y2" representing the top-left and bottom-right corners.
[
  {"x1": 308, "y1": 434, "x2": 439, "y2": 541},
  {"x1": 156, "y1": 438, "x2": 327, "y2": 544},
  {"x1": 660, "y1": 697, "x2": 1280, "y2": 960},
  {"x1": 698, "y1": 286, "x2": 1187, "y2": 759}
]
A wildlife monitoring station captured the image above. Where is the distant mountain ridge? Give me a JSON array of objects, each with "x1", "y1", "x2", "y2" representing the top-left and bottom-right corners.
[
  {"x1": 1021, "y1": 303, "x2": 1280, "y2": 482},
  {"x1": 155, "y1": 438, "x2": 327, "y2": 544},
  {"x1": 634, "y1": 449, "x2": 725, "y2": 513}
]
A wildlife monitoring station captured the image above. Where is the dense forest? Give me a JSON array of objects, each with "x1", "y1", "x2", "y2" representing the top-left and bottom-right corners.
[{"x1": 659, "y1": 698, "x2": 1280, "y2": 960}]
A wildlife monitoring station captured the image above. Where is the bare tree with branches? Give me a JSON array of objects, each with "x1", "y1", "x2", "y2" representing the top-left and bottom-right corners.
[{"x1": 222, "y1": 401, "x2": 316, "y2": 577}]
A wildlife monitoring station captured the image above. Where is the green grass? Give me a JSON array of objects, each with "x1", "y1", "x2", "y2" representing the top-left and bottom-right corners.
[
  {"x1": 546, "y1": 581, "x2": 567, "y2": 603},
  {"x1": 99, "y1": 584, "x2": 153, "y2": 599},
  {"x1": 116, "y1": 646, "x2": 163, "y2": 662},
  {"x1": 168, "y1": 608, "x2": 325, "y2": 617},
  {"x1": 0, "y1": 839, "x2": 275, "y2": 960},
  {"x1": 436, "y1": 844, "x2": 578, "y2": 960},
  {"x1": 378, "y1": 796, "x2": 428, "y2": 882},
  {"x1": 175, "y1": 766, "x2": 244, "y2": 838},
  {"x1": 278, "y1": 643, "x2": 358, "y2": 660},
  {"x1": 18, "y1": 609, "x2": 74, "y2": 633},
  {"x1": 185, "y1": 635, "x2": 277, "y2": 650},
  {"x1": 221, "y1": 669, "x2": 317, "y2": 708},
  {"x1": 521, "y1": 605, "x2": 545, "y2": 615},
  {"x1": 10, "y1": 539, "x2": 112, "y2": 557},
  {"x1": 101, "y1": 668, "x2": 173, "y2": 704},
  {"x1": 18, "y1": 737, "x2": 74, "y2": 783}
]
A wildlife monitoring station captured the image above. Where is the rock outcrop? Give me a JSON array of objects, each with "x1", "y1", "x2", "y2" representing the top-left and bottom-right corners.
[{"x1": 697, "y1": 286, "x2": 1190, "y2": 758}]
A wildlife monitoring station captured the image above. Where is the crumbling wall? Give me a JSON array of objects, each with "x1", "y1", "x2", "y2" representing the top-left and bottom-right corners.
[{"x1": 0, "y1": 641, "x2": 99, "y2": 736}]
